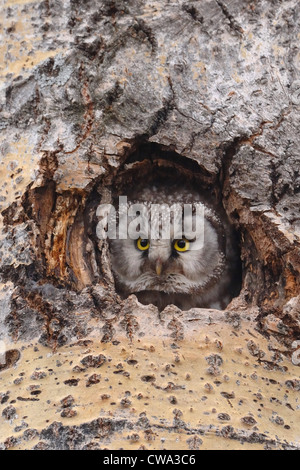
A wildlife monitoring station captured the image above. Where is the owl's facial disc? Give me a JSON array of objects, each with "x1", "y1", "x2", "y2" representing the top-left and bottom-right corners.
[
  {"x1": 110, "y1": 205, "x2": 226, "y2": 298},
  {"x1": 136, "y1": 237, "x2": 195, "y2": 280}
]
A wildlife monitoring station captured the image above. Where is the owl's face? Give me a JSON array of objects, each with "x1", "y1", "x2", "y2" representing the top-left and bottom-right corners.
[{"x1": 110, "y1": 201, "x2": 226, "y2": 298}]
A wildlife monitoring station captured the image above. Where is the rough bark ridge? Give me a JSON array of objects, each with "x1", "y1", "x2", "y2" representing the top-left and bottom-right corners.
[{"x1": 0, "y1": 0, "x2": 299, "y2": 450}]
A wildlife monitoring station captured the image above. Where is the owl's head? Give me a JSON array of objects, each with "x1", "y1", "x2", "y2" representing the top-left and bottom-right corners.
[{"x1": 109, "y1": 195, "x2": 226, "y2": 302}]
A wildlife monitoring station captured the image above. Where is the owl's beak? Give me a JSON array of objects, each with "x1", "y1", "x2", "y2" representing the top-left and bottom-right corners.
[{"x1": 155, "y1": 259, "x2": 163, "y2": 276}]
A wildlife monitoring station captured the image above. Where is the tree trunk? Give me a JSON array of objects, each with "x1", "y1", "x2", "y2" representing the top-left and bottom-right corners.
[{"x1": 0, "y1": 0, "x2": 299, "y2": 450}]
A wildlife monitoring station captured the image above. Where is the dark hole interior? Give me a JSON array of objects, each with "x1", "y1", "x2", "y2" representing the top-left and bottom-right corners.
[{"x1": 106, "y1": 142, "x2": 242, "y2": 311}]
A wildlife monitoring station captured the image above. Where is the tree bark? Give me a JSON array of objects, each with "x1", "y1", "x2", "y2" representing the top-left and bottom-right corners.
[{"x1": 0, "y1": 0, "x2": 299, "y2": 450}]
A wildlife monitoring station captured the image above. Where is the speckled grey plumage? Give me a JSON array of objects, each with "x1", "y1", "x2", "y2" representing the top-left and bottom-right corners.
[{"x1": 110, "y1": 184, "x2": 240, "y2": 311}]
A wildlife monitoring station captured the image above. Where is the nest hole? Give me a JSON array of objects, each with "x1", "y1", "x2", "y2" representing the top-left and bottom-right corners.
[
  {"x1": 22, "y1": 141, "x2": 297, "y2": 317},
  {"x1": 91, "y1": 142, "x2": 243, "y2": 311}
]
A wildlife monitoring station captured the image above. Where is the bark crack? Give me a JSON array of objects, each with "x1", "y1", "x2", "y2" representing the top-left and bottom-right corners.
[
  {"x1": 167, "y1": 76, "x2": 212, "y2": 128},
  {"x1": 182, "y1": 4, "x2": 204, "y2": 24},
  {"x1": 64, "y1": 63, "x2": 94, "y2": 155},
  {"x1": 215, "y1": 0, "x2": 244, "y2": 37},
  {"x1": 3, "y1": 415, "x2": 298, "y2": 450}
]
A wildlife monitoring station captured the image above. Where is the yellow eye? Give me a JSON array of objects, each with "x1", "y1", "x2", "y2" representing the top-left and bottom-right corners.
[
  {"x1": 174, "y1": 238, "x2": 190, "y2": 252},
  {"x1": 136, "y1": 238, "x2": 150, "y2": 251}
]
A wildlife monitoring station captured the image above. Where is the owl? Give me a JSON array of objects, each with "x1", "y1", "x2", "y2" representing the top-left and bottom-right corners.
[{"x1": 109, "y1": 183, "x2": 240, "y2": 311}]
